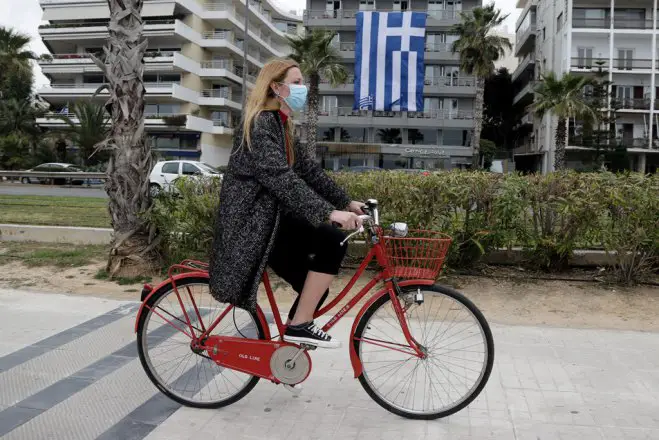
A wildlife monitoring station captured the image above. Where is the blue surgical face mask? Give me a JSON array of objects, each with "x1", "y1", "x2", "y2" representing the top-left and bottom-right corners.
[{"x1": 279, "y1": 83, "x2": 307, "y2": 112}]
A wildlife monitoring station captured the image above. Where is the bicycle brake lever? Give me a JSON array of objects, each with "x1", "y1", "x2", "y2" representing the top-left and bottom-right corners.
[{"x1": 340, "y1": 226, "x2": 364, "y2": 247}]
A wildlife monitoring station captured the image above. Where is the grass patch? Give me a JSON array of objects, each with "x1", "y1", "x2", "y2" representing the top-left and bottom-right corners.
[
  {"x1": 0, "y1": 195, "x2": 110, "y2": 228},
  {"x1": 95, "y1": 269, "x2": 152, "y2": 285},
  {"x1": 0, "y1": 242, "x2": 108, "y2": 267}
]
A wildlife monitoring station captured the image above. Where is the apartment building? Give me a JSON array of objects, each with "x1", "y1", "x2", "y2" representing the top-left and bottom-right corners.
[
  {"x1": 35, "y1": 0, "x2": 302, "y2": 166},
  {"x1": 512, "y1": 0, "x2": 659, "y2": 174},
  {"x1": 303, "y1": 0, "x2": 481, "y2": 170}
]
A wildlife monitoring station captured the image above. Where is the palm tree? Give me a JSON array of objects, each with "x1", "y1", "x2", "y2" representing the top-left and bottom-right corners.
[
  {"x1": 287, "y1": 29, "x2": 348, "y2": 156},
  {"x1": 90, "y1": 0, "x2": 156, "y2": 276},
  {"x1": 450, "y1": 4, "x2": 512, "y2": 168},
  {"x1": 533, "y1": 72, "x2": 595, "y2": 170},
  {"x1": 0, "y1": 27, "x2": 38, "y2": 101},
  {"x1": 57, "y1": 101, "x2": 110, "y2": 166}
]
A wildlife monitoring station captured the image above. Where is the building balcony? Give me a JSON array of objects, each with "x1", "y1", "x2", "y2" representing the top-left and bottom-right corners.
[
  {"x1": 571, "y1": 17, "x2": 655, "y2": 31},
  {"x1": 511, "y1": 52, "x2": 535, "y2": 82},
  {"x1": 514, "y1": 22, "x2": 536, "y2": 57},
  {"x1": 614, "y1": 98, "x2": 652, "y2": 111},
  {"x1": 38, "y1": 18, "x2": 179, "y2": 41},
  {"x1": 199, "y1": 60, "x2": 257, "y2": 85},
  {"x1": 315, "y1": 107, "x2": 474, "y2": 129},
  {"x1": 199, "y1": 30, "x2": 266, "y2": 66},
  {"x1": 35, "y1": 111, "x2": 202, "y2": 132},
  {"x1": 37, "y1": 82, "x2": 180, "y2": 98},
  {"x1": 38, "y1": 51, "x2": 182, "y2": 75},
  {"x1": 199, "y1": 89, "x2": 242, "y2": 110},
  {"x1": 570, "y1": 57, "x2": 656, "y2": 72},
  {"x1": 512, "y1": 80, "x2": 535, "y2": 105},
  {"x1": 318, "y1": 75, "x2": 476, "y2": 96},
  {"x1": 569, "y1": 136, "x2": 653, "y2": 149},
  {"x1": 303, "y1": 9, "x2": 460, "y2": 29},
  {"x1": 203, "y1": 0, "x2": 299, "y2": 43}
]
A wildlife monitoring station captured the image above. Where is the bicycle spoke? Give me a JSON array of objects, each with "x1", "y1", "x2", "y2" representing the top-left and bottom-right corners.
[{"x1": 358, "y1": 287, "x2": 491, "y2": 417}]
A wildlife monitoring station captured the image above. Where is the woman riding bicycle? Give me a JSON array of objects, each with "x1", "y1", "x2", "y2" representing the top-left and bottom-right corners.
[{"x1": 209, "y1": 58, "x2": 366, "y2": 349}]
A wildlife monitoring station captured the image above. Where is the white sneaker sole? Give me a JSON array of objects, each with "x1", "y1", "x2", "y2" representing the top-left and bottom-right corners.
[{"x1": 284, "y1": 335, "x2": 342, "y2": 349}]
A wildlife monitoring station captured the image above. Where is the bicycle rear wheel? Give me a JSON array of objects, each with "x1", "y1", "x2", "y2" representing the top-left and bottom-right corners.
[
  {"x1": 353, "y1": 283, "x2": 494, "y2": 419},
  {"x1": 136, "y1": 276, "x2": 265, "y2": 408}
]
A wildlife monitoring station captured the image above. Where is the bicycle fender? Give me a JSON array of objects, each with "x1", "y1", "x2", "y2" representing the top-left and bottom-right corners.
[
  {"x1": 349, "y1": 279, "x2": 435, "y2": 378},
  {"x1": 133, "y1": 273, "x2": 272, "y2": 341}
]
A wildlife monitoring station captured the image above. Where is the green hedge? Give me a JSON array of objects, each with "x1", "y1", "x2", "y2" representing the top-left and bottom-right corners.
[{"x1": 148, "y1": 171, "x2": 659, "y2": 284}]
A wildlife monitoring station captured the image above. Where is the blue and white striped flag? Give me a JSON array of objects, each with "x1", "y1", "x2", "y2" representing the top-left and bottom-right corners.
[{"x1": 354, "y1": 11, "x2": 427, "y2": 112}]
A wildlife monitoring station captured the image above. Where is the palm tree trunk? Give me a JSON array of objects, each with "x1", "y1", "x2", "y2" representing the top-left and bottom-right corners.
[
  {"x1": 554, "y1": 117, "x2": 567, "y2": 170},
  {"x1": 99, "y1": 0, "x2": 157, "y2": 276},
  {"x1": 305, "y1": 73, "x2": 320, "y2": 158},
  {"x1": 472, "y1": 76, "x2": 485, "y2": 168}
]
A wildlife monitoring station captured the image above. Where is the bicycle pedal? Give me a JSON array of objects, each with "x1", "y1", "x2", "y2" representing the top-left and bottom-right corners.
[
  {"x1": 283, "y1": 383, "x2": 303, "y2": 395},
  {"x1": 300, "y1": 343, "x2": 317, "y2": 351}
]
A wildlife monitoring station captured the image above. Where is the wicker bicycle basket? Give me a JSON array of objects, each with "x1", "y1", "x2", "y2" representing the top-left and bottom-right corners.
[{"x1": 376, "y1": 228, "x2": 453, "y2": 280}]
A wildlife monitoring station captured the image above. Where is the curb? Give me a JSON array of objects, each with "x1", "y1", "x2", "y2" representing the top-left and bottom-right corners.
[
  {"x1": 1, "y1": 224, "x2": 617, "y2": 267},
  {"x1": 0, "y1": 224, "x2": 112, "y2": 245}
]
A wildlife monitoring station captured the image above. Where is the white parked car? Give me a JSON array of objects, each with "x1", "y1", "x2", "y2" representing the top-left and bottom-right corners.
[{"x1": 149, "y1": 160, "x2": 222, "y2": 195}]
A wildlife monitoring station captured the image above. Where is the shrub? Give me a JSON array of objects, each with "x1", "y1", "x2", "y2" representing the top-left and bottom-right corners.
[
  {"x1": 148, "y1": 176, "x2": 221, "y2": 267},
  {"x1": 145, "y1": 171, "x2": 658, "y2": 282}
]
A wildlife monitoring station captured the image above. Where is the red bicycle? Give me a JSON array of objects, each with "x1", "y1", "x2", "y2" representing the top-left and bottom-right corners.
[{"x1": 135, "y1": 199, "x2": 494, "y2": 419}]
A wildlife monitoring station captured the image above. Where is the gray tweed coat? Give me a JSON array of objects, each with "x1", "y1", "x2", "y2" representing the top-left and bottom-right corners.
[{"x1": 208, "y1": 110, "x2": 351, "y2": 311}]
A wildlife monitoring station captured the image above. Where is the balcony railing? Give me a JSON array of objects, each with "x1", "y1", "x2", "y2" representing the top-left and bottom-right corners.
[
  {"x1": 424, "y1": 76, "x2": 476, "y2": 87},
  {"x1": 39, "y1": 18, "x2": 175, "y2": 29},
  {"x1": 201, "y1": 59, "x2": 233, "y2": 69},
  {"x1": 614, "y1": 98, "x2": 651, "y2": 110},
  {"x1": 202, "y1": 31, "x2": 232, "y2": 40},
  {"x1": 318, "y1": 106, "x2": 473, "y2": 120},
  {"x1": 42, "y1": 52, "x2": 176, "y2": 62},
  {"x1": 304, "y1": 9, "x2": 458, "y2": 21},
  {"x1": 571, "y1": 136, "x2": 651, "y2": 149},
  {"x1": 339, "y1": 42, "x2": 356, "y2": 51},
  {"x1": 201, "y1": 88, "x2": 233, "y2": 99},
  {"x1": 571, "y1": 17, "x2": 655, "y2": 30},
  {"x1": 425, "y1": 42, "x2": 452, "y2": 52},
  {"x1": 570, "y1": 57, "x2": 655, "y2": 70},
  {"x1": 45, "y1": 82, "x2": 178, "y2": 89}
]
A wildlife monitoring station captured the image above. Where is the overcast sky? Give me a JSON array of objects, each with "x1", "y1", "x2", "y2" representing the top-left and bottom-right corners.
[{"x1": 0, "y1": 0, "x2": 520, "y2": 88}]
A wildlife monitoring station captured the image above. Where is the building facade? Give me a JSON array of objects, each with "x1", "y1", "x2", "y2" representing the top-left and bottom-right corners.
[
  {"x1": 35, "y1": 0, "x2": 302, "y2": 166},
  {"x1": 512, "y1": 0, "x2": 659, "y2": 173},
  {"x1": 303, "y1": 0, "x2": 482, "y2": 171}
]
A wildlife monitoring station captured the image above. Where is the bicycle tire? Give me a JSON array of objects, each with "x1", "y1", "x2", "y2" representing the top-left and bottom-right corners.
[
  {"x1": 136, "y1": 276, "x2": 265, "y2": 409},
  {"x1": 353, "y1": 283, "x2": 495, "y2": 420}
]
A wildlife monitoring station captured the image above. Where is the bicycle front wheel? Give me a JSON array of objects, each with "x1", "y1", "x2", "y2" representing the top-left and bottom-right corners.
[
  {"x1": 353, "y1": 283, "x2": 494, "y2": 419},
  {"x1": 136, "y1": 276, "x2": 265, "y2": 408}
]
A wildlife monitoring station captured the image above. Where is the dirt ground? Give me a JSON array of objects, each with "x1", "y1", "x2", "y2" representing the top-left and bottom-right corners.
[{"x1": 0, "y1": 259, "x2": 657, "y2": 332}]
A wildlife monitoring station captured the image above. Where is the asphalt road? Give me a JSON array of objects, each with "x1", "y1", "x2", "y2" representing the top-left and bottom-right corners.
[{"x1": 0, "y1": 183, "x2": 107, "y2": 198}]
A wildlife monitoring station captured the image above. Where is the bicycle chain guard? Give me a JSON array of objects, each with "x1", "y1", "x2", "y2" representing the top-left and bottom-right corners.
[{"x1": 205, "y1": 336, "x2": 312, "y2": 385}]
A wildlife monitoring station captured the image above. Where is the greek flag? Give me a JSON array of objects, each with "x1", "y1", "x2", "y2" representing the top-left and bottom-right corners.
[{"x1": 354, "y1": 11, "x2": 427, "y2": 112}]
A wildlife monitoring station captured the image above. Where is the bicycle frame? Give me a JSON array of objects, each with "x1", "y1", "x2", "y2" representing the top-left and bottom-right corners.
[{"x1": 136, "y1": 241, "x2": 433, "y2": 378}]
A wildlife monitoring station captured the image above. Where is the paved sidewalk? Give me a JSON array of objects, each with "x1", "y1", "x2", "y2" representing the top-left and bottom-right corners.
[{"x1": 0, "y1": 288, "x2": 658, "y2": 440}]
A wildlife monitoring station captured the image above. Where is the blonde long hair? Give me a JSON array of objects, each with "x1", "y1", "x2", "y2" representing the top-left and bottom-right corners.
[{"x1": 242, "y1": 58, "x2": 298, "y2": 164}]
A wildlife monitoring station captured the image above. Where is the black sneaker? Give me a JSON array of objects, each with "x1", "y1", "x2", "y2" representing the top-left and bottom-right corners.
[{"x1": 284, "y1": 321, "x2": 341, "y2": 349}]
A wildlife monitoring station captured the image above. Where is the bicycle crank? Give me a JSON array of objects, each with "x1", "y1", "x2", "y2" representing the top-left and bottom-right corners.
[
  {"x1": 204, "y1": 336, "x2": 312, "y2": 385},
  {"x1": 270, "y1": 346, "x2": 312, "y2": 385}
]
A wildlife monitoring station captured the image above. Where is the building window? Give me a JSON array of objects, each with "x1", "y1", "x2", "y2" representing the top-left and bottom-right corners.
[
  {"x1": 393, "y1": 0, "x2": 410, "y2": 11},
  {"x1": 556, "y1": 12, "x2": 563, "y2": 30},
  {"x1": 542, "y1": 27, "x2": 546, "y2": 40},
  {"x1": 408, "y1": 129, "x2": 438, "y2": 145},
  {"x1": 320, "y1": 96, "x2": 337, "y2": 115},
  {"x1": 376, "y1": 128, "x2": 402, "y2": 143},
  {"x1": 319, "y1": 127, "x2": 336, "y2": 141},
  {"x1": 442, "y1": 129, "x2": 467, "y2": 146},
  {"x1": 359, "y1": 0, "x2": 375, "y2": 10},
  {"x1": 343, "y1": 127, "x2": 369, "y2": 142},
  {"x1": 576, "y1": 47, "x2": 593, "y2": 68}
]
